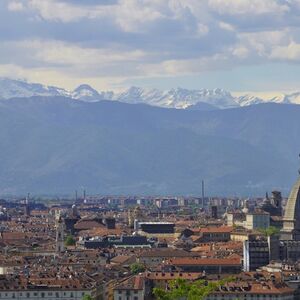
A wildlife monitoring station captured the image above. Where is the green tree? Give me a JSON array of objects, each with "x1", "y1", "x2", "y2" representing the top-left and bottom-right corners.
[
  {"x1": 130, "y1": 262, "x2": 146, "y2": 274},
  {"x1": 82, "y1": 295, "x2": 92, "y2": 300},
  {"x1": 153, "y1": 277, "x2": 233, "y2": 300},
  {"x1": 64, "y1": 235, "x2": 76, "y2": 246},
  {"x1": 259, "y1": 226, "x2": 280, "y2": 237}
]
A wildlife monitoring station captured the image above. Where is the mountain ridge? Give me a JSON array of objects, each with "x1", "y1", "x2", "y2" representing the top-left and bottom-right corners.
[{"x1": 1, "y1": 78, "x2": 300, "y2": 109}]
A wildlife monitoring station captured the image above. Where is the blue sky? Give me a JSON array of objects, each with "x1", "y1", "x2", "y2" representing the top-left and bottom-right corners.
[{"x1": 1, "y1": 0, "x2": 300, "y2": 92}]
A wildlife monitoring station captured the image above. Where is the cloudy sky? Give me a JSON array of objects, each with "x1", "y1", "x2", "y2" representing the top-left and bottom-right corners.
[{"x1": 1, "y1": 0, "x2": 300, "y2": 92}]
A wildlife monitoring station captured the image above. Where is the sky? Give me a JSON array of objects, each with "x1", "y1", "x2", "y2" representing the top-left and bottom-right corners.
[{"x1": 1, "y1": 0, "x2": 300, "y2": 92}]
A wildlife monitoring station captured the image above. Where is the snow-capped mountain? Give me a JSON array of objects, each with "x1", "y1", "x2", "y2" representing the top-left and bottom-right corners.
[
  {"x1": 0, "y1": 78, "x2": 239, "y2": 109},
  {"x1": 0, "y1": 78, "x2": 70, "y2": 99},
  {"x1": 236, "y1": 92, "x2": 300, "y2": 107},
  {"x1": 235, "y1": 95, "x2": 264, "y2": 106},
  {"x1": 272, "y1": 92, "x2": 300, "y2": 105},
  {"x1": 1, "y1": 78, "x2": 300, "y2": 109},
  {"x1": 114, "y1": 86, "x2": 237, "y2": 109},
  {"x1": 71, "y1": 84, "x2": 113, "y2": 102},
  {"x1": 71, "y1": 84, "x2": 100, "y2": 101}
]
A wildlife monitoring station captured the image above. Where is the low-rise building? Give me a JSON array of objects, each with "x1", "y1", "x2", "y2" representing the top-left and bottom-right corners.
[
  {"x1": 113, "y1": 276, "x2": 146, "y2": 300},
  {"x1": 164, "y1": 256, "x2": 242, "y2": 274}
]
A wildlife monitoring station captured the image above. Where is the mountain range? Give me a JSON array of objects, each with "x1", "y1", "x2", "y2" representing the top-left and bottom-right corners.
[
  {"x1": 0, "y1": 94, "x2": 299, "y2": 196},
  {"x1": 1, "y1": 78, "x2": 300, "y2": 109}
]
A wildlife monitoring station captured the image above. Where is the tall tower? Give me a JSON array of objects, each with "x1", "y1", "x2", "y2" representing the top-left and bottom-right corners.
[
  {"x1": 201, "y1": 180, "x2": 205, "y2": 209},
  {"x1": 55, "y1": 211, "x2": 65, "y2": 253},
  {"x1": 128, "y1": 209, "x2": 134, "y2": 228},
  {"x1": 24, "y1": 193, "x2": 30, "y2": 217}
]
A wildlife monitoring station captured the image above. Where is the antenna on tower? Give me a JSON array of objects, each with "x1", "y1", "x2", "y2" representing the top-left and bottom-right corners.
[
  {"x1": 75, "y1": 190, "x2": 78, "y2": 202},
  {"x1": 298, "y1": 153, "x2": 300, "y2": 175}
]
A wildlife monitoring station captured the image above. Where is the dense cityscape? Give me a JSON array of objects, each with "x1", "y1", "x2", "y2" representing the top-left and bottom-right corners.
[{"x1": 0, "y1": 170, "x2": 299, "y2": 299}]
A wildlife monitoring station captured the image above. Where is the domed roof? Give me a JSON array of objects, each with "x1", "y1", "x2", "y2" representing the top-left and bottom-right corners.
[{"x1": 284, "y1": 177, "x2": 300, "y2": 222}]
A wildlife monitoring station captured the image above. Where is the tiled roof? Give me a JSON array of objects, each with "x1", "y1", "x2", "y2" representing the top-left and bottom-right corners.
[
  {"x1": 167, "y1": 256, "x2": 241, "y2": 266},
  {"x1": 114, "y1": 275, "x2": 144, "y2": 291}
]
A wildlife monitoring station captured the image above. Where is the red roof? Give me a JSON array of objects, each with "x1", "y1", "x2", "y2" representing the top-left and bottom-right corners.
[{"x1": 168, "y1": 256, "x2": 241, "y2": 266}]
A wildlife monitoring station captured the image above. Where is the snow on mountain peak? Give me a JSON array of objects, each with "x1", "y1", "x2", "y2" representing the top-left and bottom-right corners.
[
  {"x1": 1, "y1": 78, "x2": 300, "y2": 109},
  {"x1": 71, "y1": 84, "x2": 101, "y2": 101},
  {"x1": 0, "y1": 78, "x2": 70, "y2": 99},
  {"x1": 114, "y1": 86, "x2": 237, "y2": 109}
]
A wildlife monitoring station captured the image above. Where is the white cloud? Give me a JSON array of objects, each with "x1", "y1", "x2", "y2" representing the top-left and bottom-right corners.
[
  {"x1": 197, "y1": 23, "x2": 209, "y2": 36},
  {"x1": 219, "y1": 22, "x2": 235, "y2": 31},
  {"x1": 232, "y1": 46, "x2": 249, "y2": 59},
  {"x1": 208, "y1": 0, "x2": 289, "y2": 15},
  {"x1": 2, "y1": 0, "x2": 300, "y2": 90},
  {"x1": 270, "y1": 42, "x2": 300, "y2": 61},
  {"x1": 26, "y1": 40, "x2": 146, "y2": 65},
  {"x1": 114, "y1": 0, "x2": 167, "y2": 32},
  {"x1": 26, "y1": 0, "x2": 93, "y2": 22},
  {"x1": 7, "y1": 1, "x2": 24, "y2": 11},
  {"x1": 0, "y1": 63, "x2": 126, "y2": 90}
]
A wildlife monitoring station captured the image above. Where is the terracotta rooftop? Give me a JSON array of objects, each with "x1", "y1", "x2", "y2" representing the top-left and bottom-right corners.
[
  {"x1": 168, "y1": 256, "x2": 241, "y2": 266},
  {"x1": 114, "y1": 275, "x2": 144, "y2": 291},
  {"x1": 145, "y1": 272, "x2": 202, "y2": 280},
  {"x1": 192, "y1": 226, "x2": 233, "y2": 234}
]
